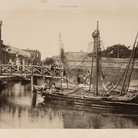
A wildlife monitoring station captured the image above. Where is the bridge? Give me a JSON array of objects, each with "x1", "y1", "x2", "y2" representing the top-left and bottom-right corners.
[{"x1": 0, "y1": 64, "x2": 62, "y2": 78}]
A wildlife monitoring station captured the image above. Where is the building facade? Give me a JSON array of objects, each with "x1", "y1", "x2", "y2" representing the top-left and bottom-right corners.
[
  {"x1": 0, "y1": 20, "x2": 3, "y2": 64},
  {"x1": 0, "y1": 20, "x2": 42, "y2": 65},
  {"x1": 23, "y1": 49, "x2": 41, "y2": 65},
  {"x1": 2, "y1": 45, "x2": 31, "y2": 65}
]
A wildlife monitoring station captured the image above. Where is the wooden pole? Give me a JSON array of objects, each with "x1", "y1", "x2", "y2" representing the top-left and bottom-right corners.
[
  {"x1": 31, "y1": 75, "x2": 34, "y2": 92},
  {"x1": 31, "y1": 90, "x2": 37, "y2": 107},
  {"x1": 31, "y1": 67, "x2": 38, "y2": 107},
  {"x1": 91, "y1": 21, "x2": 100, "y2": 95},
  {"x1": 59, "y1": 33, "x2": 62, "y2": 89},
  {"x1": 31, "y1": 65, "x2": 34, "y2": 92},
  {"x1": 126, "y1": 47, "x2": 136, "y2": 92},
  {"x1": 66, "y1": 75, "x2": 68, "y2": 89},
  {"x1": 121, "y1": 32, "x2": 138, "y2": 94},
  {"x1": 10, "y1": 65, "x2": 12, "y2": 75},
  {"x1": 41, "y1": 63, "x2": 44, "y2": 76},
  {"x1": 95, "y1": 21, "x2": 100, "y2": 96},
  {"x1": 0, "y1": 66, "x2": 2, "y2": 75},
  {"x1": 64, "y1": 68, "x2": 69, "y2": 88},
  {"x1": 20, "y1": 65, "x2": 23, "y2": 75},
  {"x1": 89, "y1": 44, "x2": 94, "y2": 90},
  {"x1": 95, "y1": 37, "x2": 99, "y2": 96},
  {"x1": 51, "y1": 65, "x2": 54, "y2": 86}
]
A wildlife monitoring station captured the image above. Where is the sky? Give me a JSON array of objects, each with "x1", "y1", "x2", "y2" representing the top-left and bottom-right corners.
[{"x1": 0, "y1": 0, "x2": 138, "y2": 59}]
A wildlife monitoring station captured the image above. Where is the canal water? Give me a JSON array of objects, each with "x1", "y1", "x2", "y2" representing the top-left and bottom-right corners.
[{"x1": 0, "y1": 79, "x2": 138, "y2": 129}]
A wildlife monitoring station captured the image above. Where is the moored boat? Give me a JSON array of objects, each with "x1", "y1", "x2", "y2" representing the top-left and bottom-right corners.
[
  {"x1": 35, "y1": 87, "x2": 138, "y2": 110},
  {"x1": 34, "y1": 22, "x2": 138, "y2": 111}
]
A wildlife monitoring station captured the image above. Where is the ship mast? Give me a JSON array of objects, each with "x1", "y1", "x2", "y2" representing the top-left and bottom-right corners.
[
  {"x1": 121, "y1": 33, "x2": 138, "y2": 94},
  {"x1": 91, "y1": 21, "x2": 100, "y2": 95},
  {"x1": 59, "y1": 33, "x2": 62, "y2": 89}
]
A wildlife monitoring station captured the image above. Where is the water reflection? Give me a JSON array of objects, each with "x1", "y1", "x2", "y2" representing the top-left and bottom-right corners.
[
  {"x1": 44, "y1": 103, "x2": 138, "y2": 129},
  {"x1": 0, "y1": 81, "x2": 138, "y2": 128}
]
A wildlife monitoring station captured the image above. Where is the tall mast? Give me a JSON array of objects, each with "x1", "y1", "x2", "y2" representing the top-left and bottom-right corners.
[
  {"x1": 95, "y1": 21, "x2": 99, "y2": 96},
  {"x1": 59, "y1": 33, "x2": 62, "y2": 89},
  {"x1": 92, "y1": 21, "x2": 100, "y2": 95},
  {"x1": 89, "y1": 43, "x2": 94, "y2": 90},
  {"x1": 121, "y1": 32, "x2": 138, "y2": 94}
]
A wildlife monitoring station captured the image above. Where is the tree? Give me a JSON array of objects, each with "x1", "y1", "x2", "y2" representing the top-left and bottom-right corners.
[
  {"x1": 87, "y1": 44, "x2": 132, "y2": 58},
  {"x1": 103, "y1": 44, "x2": 131, "y2": 58},
  {"x1": 44, "y1": 57, "x2": 54, "y2": 65}
]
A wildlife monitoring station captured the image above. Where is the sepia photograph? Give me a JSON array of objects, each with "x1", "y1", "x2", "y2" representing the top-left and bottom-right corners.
[{"x1": 0, "y1": 1, "x2": 138, "y2": 136}]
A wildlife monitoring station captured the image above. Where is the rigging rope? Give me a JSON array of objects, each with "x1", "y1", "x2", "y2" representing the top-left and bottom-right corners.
[{"x1": 108, "y1": 33, "x2": 138, "y2": 93}]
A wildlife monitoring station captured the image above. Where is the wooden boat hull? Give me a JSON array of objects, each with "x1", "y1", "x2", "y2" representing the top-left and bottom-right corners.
[
  {"x1": 34, "y1": 85, "x2": 75, "y2": 93},
  {"x1": 42, "y1": 93, "x2": 138, "y2": 111}
]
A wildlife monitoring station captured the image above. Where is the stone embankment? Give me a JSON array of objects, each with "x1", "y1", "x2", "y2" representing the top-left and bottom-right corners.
[{"x1": 66, "y1": 57, "x2": 138, "y2": 83}]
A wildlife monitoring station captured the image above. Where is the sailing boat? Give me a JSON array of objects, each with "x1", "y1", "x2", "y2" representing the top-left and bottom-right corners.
[
  {"x1": 33, "y1": 33, "x2": 77, "y2": 92},
  {"x1": 56, "y1": 33, "x2": 77, "y2": 90},
  {"x1": 34, "y1": 22, "x2": 138, "y2": 110}
]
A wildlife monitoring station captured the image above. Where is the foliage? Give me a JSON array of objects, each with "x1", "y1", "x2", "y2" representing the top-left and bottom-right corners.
[
  {"x1": 87, "y1": 44, "x2": 134, "y2": 58},
  {"x1": 43, "y1": 57, "x2": 54, "y2": 65},
  {"x1": 102, "y1": 44, "x2": 131, "y2": 58}
]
